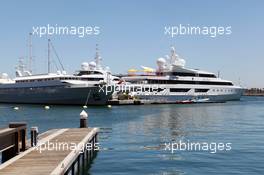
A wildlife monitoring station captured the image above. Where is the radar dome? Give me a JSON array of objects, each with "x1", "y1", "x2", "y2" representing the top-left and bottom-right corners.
[
  {"x1": 81, "y1": 62, "x2": 89, "y2": 71},
  {"x1": 89, "y1": 61, "x2": 96, "y2": 70},
  {"x1": 157, "y1": 57, "x2": 166, "y2": 70}
]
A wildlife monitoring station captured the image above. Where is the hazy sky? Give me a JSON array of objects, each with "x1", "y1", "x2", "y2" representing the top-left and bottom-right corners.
[{"x1": 0, "y1": 0, "x2": 263, "y2": 88}]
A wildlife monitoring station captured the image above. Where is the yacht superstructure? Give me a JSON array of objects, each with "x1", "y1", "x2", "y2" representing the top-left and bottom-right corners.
[{"x1": 121, "y1": 47, "x2": 244, "y2": 103}]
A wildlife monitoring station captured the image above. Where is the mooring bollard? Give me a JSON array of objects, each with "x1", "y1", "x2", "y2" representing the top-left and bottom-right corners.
[
  {"x1": 80, "y1": 110, "x2": 88, "y2": 128},
  {"x1": 31, "y1": 127, "x2": 39, "y2": 147}
]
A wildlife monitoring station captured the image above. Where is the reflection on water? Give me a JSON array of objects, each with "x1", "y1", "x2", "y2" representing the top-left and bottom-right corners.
[
  {"x1": 124, "y1": 103, "x2": 234, "y2": 144},
  {"x1": 92, "y1": 97, "x2": 264, "y2": 175},
  {"x1": 0, "y1": 97, "x2": 264, "y2": 174}
]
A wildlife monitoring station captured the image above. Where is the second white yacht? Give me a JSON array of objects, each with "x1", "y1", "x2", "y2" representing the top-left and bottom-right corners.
[{"x1": 121, "y1": 47, "x2": 244, "y2": 103}]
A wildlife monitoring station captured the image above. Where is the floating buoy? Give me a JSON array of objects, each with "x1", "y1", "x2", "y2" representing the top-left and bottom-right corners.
[
  {"x1": 107, "y1": 105, "x2": 112, "y2": 108},
  {"x1": 13, "y1": 107, "x2": 19, "y2": 110},
  {"x1": 44, "y1": 106, "x2": 50, "y2": 110},
  {"x1": 83, "y1": 105, "x2": 88, "y2": 109}
]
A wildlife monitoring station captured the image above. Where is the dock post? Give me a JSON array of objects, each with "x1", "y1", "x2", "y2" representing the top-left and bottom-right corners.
[
  {"x1": 21, "y1": 128, "x2": 26, "y2": 151},
  {"x1": 77, "y1": 155, "x2": 81, "y2": 174},
  {"x1": 95, "y1": 133, "x2": 98, "y2": 143},
  {"x1": 82, "y1": 152, "x2": 85, "y2": 170},
  {"x1": 80, "y1": 110, "x2": 88, "y2": 128},
  {"x1": 31, "y1": 127, "x2": 39, "y2": 147},
  {"x1": 89, "y1": 139, "x2": 92, "y2": 161}
]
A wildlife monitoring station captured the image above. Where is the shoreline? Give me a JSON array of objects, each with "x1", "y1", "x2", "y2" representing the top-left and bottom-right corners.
[{"x1": 243, "y1": 88, "x2": 264, "y2": 96}]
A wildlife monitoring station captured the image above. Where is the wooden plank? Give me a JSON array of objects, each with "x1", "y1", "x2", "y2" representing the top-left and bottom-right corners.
[
  {"x1": 0, "y1": 129, "x2": 68, "y2": 170},
  {"x1": 0, "y1": 128, "x2": 98, "y2": 175}
]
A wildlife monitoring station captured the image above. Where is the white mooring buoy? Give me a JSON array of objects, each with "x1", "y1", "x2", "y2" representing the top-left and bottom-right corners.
[
  {"x1": 44, "y1": 106, "x2": 50, "y2": 110},
  {"x1": 13, "y1": 107, "x2": 19, "y2": 110},
  {"x1": 83, "y1": 105, "x2": 88, "y2": 109},
  {"x1": 107, "y1": 105, "x2": 112, "y2": 108}
]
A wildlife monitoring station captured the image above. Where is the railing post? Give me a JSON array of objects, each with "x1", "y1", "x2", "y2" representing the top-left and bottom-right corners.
[
  {"x1": 21, "y1": 128, "x2": 26, "y2": 151},
  {"x1": 31, "y1": 127, "x2": 39, "y2": 147}
]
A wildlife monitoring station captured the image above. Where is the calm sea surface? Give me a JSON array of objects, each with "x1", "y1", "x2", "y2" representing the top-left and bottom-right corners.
[{"x1": 0, "y1": 96, "x2": 263, "y2": 174}]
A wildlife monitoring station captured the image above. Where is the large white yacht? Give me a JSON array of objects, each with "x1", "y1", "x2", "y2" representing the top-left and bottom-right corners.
[
  {"x1": 0, "y1": 45, "x2": 116, "y2": 105},
  {"x1": 121, "y1": 47, "x2": 244, "y2": 103}
]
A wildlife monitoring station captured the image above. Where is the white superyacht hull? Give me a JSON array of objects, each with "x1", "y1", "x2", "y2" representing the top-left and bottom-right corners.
[
  {"x1": 137, "y1": 93, "x2": 243, "y2": 103},
  {"x1": 128, "y1": 84, "x2": 244, "y2": 103}
]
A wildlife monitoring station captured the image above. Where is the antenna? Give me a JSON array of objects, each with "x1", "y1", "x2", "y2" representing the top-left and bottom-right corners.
[
  {"x1": 18, "y1": 57, "x2": 25, "y2": 71},
  {"x1": 29, "y1": 33, "x2": 33, "y2": 73},
  {"x1": 48, "y1": 38, "x2": 51, "y2": 73},
  {"x1": 217, "y1": 70, "x2": 220, "y2": 78}
]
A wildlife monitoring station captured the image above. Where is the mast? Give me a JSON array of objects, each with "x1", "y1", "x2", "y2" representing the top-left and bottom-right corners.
[
  {"x1": 29, "y1": 33, "x2": 33, "y2": 73},
  {"x1": 48, "y1": 38, "x2": 51, "y2": 73},
  {"x1": 19, "y1": 57, "x2": 25, "y2": 72},
  {"x1": 95, "y1": 44, "x2": 102, "y2": 69}
]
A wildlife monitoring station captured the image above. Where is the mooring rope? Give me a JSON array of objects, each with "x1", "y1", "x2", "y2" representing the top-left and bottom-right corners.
[{"x1": 84, "y1": 89, "x2": 91, "y2": 106}]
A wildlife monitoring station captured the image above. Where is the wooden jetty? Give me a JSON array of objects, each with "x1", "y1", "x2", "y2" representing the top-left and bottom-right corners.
[{"x1": 0, "y1": 112, "x2": 99, "y2": 175}]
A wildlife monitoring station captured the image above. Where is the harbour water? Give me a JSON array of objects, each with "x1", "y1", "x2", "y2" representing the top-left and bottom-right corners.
[{"x1": 0, "y1": 96, "x2": 263, "y2": 174}]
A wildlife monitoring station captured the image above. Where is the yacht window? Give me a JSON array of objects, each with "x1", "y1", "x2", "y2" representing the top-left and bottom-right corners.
[
  {"x1": 169, "y1": 72, "x2": 216, "y2": 78},
  {"x1": 83, "y1": 78, "x2": 104, "y2": 81},
  {"x1": 147, "y1": 79, "x2": 233, "y2": 86},
  {"x1": 195, "y1": 89, "x2": 209, "y2": 92},
  {"x1": 198, "y1": 74, "x2": 217, "y2": 78},
  {"x1": 171, "y1": 72, "x2": 196, "y2": 76},
  {"x1": 77, "y1": 71, "x2": 103, "y2": 76},
  {"x1": 170, "y1": 88, "x2": 190, "y2": 92}
]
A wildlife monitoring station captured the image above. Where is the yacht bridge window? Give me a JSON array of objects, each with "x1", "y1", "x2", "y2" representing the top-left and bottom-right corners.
[
  {"x1": 163, "y1": 72, "x2": 217, "y2": 78},
  {"x1": 77, "y1": 71, "x2": 103, "y2": 76}
]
